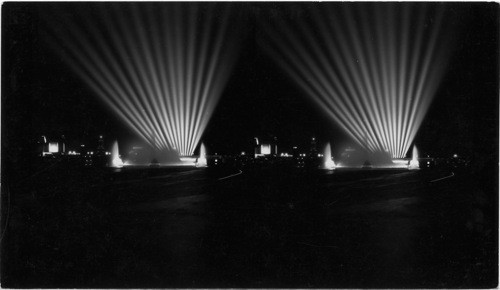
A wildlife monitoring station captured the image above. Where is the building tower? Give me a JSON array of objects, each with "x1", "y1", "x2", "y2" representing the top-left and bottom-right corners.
[
  {"x1": 310, "y1": 137, "x2": 318, "y2": 155},
  {"x1": 97, "y1": 135, "x2": 105, "y2": 155}
]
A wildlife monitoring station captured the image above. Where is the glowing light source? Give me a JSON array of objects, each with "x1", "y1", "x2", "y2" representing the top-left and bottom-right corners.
[
  {"x1": 180, "y1": 157, "x2": 197, "y2": 164},
  {"x1": 48, "y1": 142, "x2": 59, "y2": 153},
  {"x1": 46, "y1": 4, "x2": 240, "y2": 157},
  {"x1": 261, "y1": 144, "x2": 271, "y2": 155},
  {"x1": 392, "y1": 159, "x2": 409, "y2": 165},
  {"x1": 261, "y1": 4, "x2": 453, "y2": 158}
]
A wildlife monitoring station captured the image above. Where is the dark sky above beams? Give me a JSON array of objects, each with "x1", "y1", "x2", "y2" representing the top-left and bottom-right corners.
[{"x1": 2, "y1": 2, "x2": 498, "y2": 159}]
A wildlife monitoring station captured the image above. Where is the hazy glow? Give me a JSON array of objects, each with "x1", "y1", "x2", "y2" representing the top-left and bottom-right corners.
[
  {"x1": 262, "y1": 4, "x2": 452, "y2": 158},
  {"x1": 47, "y1": 4, "x2": 239, "y2": 156},
  {"x1": 392, "y1": 159, "x2": 409, "y2": 165},
  {"x1": 112, "y1": 158, "x2": 124, "y2": 168},
  {"x1": 180, "y1": 157, "x2": 197, "y2": 164}
]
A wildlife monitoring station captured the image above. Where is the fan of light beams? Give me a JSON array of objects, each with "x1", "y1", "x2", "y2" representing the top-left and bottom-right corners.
[
  {"x1": 261, "y1": 3, "x2": 453, "y2": 158},
  {"x1": 45, "y1": 3, "x2": 239, "y2": 156}
]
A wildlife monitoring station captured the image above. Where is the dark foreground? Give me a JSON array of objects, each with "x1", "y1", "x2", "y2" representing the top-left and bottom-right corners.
[{"x1": 1, "y1": 163, "x2": 498, "y2": 288}]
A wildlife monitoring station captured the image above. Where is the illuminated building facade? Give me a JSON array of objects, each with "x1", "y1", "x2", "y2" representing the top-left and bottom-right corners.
[
  {"x1": 254, "y1": 137, "x2": 278, "y2": 157},
  {"x1": 40, "y1": 135, "x2": 66, "y2": 156}
]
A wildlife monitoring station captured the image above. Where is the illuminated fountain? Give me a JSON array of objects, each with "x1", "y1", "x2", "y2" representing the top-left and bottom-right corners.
[
  {"x1": 261, "y1": 3, "x2": 454, "y2": 162},
  {"x1": 408, "y1": 145, "x2": 419, "y2": 170},
  {"x1": 46, "y1": 4, "x2": 240, "y2": 159},
  {"x1": 196, "y1": 143, "x2": 207, "y2": 167},
  {"x1": 323, "y1": 142, "x2": 336, "y2": 170},
  {"x1": 110, "y1": 140, "x2": 124, "y2": 168}
]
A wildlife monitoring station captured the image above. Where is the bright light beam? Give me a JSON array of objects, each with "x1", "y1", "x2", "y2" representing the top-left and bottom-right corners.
[
  {"x1": 44, "y1": 3, "x2": 240, "y2": 156},
  {"x1": 261, "y1": 3, "x2": 454, "y2": 158}
]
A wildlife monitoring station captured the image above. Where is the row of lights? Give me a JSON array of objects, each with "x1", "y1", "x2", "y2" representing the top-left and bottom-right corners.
[{"x1": 84, "y1": 151, "x2": 111, "y2": 155}]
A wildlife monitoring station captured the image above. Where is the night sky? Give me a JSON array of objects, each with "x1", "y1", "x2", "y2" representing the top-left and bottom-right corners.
[{"x1": 2, "y1": 2, "x2": 498, "y2": 164}]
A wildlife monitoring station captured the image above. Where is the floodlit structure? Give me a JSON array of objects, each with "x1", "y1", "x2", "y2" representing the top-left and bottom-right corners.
[
  {"x1": 255, "y1": 144, "x2": 271, "y2": 157},
  {"x1": 262, "y1": 3, "x2": 453, "y2": 158},
  {"x1": 47, "y1": 3, "x2": 240, "y2": 157},
  {"x1": 42, "y1": 138, "x2": 66, "y2": 156},
  {"x1": 48, "y1": 142, "x2": 59, "y2": 153},
  {"x1": 254, "y1": 137, "x2": 278, "y2": 157}
]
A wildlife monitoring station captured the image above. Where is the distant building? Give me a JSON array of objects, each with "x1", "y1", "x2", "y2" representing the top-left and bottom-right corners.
[
  {"x1": 40, "y1": 135, "x2": 66, "y2": 156},
  {"x1": 61, "y1": 135, "x2": 67, "y2": 154},
  {"x1": 48, "y1": 142, "x2": 59, "y2": 153},
  {"x1": 255, "y1": 144, "x2": 274, "y2": 157},
  {"x1": 310, "y1": 137, "x2": 318, "y2": 155},
  {"x1": 96, "y1": 135, "x2": 106, "y2": 155},
  {"x1": 254, "y1": 136, "x2": 278, "y2": 157}
]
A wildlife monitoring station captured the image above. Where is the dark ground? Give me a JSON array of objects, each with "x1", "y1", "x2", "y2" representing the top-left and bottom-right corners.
[{"x1": 1, "y1": 162, "x2": 497, "y2": 288}]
